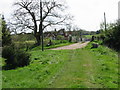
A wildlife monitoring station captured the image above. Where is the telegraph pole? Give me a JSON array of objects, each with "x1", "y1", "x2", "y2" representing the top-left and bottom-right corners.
[
  {"x1": 40, "y1": 0, "x2": 44, "y2": 51},
  {"x1": 104, "y1": 12, "x2": 107, "y2": 31},
  {"x1": 118, "y1": 1, "x2": 120, "y2": 25}
]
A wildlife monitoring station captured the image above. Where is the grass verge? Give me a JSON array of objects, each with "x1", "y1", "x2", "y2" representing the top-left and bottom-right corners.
[{"x1": 31, "y1": 42, "x2": 74, "y2": 51}]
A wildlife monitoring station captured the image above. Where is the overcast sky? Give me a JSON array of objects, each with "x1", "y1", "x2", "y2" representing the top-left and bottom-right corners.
[{"x1": 0, "y1": 0, "x2": 119, "y2": 31}]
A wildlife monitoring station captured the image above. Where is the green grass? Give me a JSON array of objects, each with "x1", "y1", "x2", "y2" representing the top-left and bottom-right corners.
[
  {"x1": 84, "y1": 41, "x2": 118, "y2": 88},
  {"x1": 31, "y1": 42, "x2": 74, "y2": 51},
  {"x1": 14, "y1": 39, "x2": 74, "y2": 51},
  {"x1": 2, "y1": 41, "x2": 118, "y2": 88},
  {"x1": 2, "y1": 50, "x2": 70, "y2": 88},
  {"x1": 83, "y1": 34, "x2": 100, "y2": 39},
  {"x1": 83, "y1": 35, "x2": 93, "y2": 38}
]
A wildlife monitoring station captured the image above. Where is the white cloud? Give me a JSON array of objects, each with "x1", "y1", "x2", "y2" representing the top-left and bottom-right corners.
[
  {"x1": 0, "y1": 0, "x2": 119, "y2": 31},
  {"x1": 0, "y1": 0, "x2": 15, "y2": 20},
  {"x1": 66, "y1": 0, "x2": 119, "y2": 31}
]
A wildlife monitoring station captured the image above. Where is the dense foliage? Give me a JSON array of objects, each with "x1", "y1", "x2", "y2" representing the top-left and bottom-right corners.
[
  {"x1": 1, "y1": 16, "x2": 31, "y2": 69},
  {"x1": 1, "y1": 16, "x2": 12, "y2": 46},
  {"x1": 2, "y1": 45, "x2": 30, "y2": 69},
  {"x1": 98, "y1": 21, "x2": 120, "y2": 52},
  {"x1": 103, "y1": 24, "x2": 120, "y2": 51}
]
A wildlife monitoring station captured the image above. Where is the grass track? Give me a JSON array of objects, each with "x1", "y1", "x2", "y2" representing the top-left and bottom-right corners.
[
  {"x1": 2, "y1": 42, "x2": 118, "y2": 88},
  {"x1": 48, "y1": 49, "x2": 101, "y2": 88}
]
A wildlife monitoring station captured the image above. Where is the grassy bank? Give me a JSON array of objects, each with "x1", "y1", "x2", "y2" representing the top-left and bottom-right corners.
[
  {"x1": 14, "y1": 40, "x2": 74, "y2": 51},
  {"x1": 2, "y1": 41, "x2": 118, "y2": 88},
  {"x1": 2, "y1": 50, "x2": 70, "y2": 88},
  {"x1": 84, "y1": 41, "x2": 118, "y2": 88},
  {"x1": 31, "y1": 42, "x2": 74, "y2": 51}
]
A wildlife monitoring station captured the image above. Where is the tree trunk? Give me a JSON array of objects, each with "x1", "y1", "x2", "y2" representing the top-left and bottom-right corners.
[{"x1": 35, "y1": 33, "x2": 41, "y2": 46}]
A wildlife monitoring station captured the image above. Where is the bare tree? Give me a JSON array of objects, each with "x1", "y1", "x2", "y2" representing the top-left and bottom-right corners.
[{"x1": 11, "y1": 0, "x2": 71, "y2": 45}]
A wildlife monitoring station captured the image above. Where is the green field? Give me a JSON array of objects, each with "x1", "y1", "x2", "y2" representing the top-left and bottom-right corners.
[
  {"x1": 83, "y1": 35, "x2": 93, "y2": 38},
  {"x1": 2, "y1": 41, "x2": 118, "y2": 88}
]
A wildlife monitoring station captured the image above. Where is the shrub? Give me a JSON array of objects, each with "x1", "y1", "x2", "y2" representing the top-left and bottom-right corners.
[
  {"x1": 2, "y1": 45, "x2": 31, "y2": 69},
  {"x1": 57, "y1": 35, "x2": 64, "y2": 40},
  {"x1": 60, "y1": 40, "x2": 68, "y2": 43},
  {"x1": 2, "y1": 45, "x2": 15, "y2": 65},
  {"x1": 99, "y1": 34, "x2": 105, "y2": 41},
  {"x1": 91, "y1": 36, "x2": 95, "y2": 41},
  {"x1": 14, "y1": 50, "x2": 30, "y2": 67},
  {"x1": 103, "y1": 24, "x2": 120, "y2": 51}
]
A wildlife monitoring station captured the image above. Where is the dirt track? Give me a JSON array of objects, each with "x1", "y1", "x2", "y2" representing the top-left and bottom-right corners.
[{"x1": 50, "y1": 41, "x2": 90, "y2": 50}]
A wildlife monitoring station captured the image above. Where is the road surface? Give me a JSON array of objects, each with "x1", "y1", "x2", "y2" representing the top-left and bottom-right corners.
[{"x1": 50, "y1": 41, "x2": 90, "y2": 50}]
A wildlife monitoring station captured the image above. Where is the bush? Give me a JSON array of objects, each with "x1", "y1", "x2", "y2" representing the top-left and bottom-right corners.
[
  {"x1": 99, "y1": 34, "x2": 105, "y2": 41},
  {"x1": 2, "y1": 45, "x2": 31, "y2": 69},
  {"x1": 103, "y1": 24, "x2": 120, "y2": 51},
  {"x1": 57, "y1": 35, "x2": 64, "y2": 40},
  {"x1": 14, "y1": 41, "x2": 35, "y2": 50},
  {"x1": 60, "y1": 40, "x2": 68, "y2": 43},
  {"x1": 14, "y1": 50, "x2": 30, "y2": 67},
  {"x1": 2, "y1": 45, "x2": 15, "y2": 65}
]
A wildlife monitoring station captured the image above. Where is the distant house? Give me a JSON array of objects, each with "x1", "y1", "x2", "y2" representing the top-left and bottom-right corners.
[
  {"x1": 57, "y1": 29, "x2": 65, "y2": 36},
  {"x1": 44, "y1": 29, "x2": 73, "y2": 41},
  {"x1": 44, "y1": 31, "x2": 57, "y2": 40},
  {"x1": 57, "y1": 29, "x2": 72, "y2": 40},
  {"x1": 47, "y1": 33, "x2": 56, "y2": 40}
]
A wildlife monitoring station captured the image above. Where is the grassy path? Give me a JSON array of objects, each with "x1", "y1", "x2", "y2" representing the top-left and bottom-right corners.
[
  {"x1": 2, "y1": 42, "x2": 118, "y2": 88},
  {"x1": 48, "y1": 49, "x2": 101, "y2": 88}
]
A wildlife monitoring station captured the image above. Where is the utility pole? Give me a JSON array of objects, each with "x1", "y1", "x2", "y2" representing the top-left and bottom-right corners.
[
  {"x1": 40, "y1": 0, "x2": 44, "y2": 51},
  {"x1": 104, "y1": 12, "x2": 107, "y2": 31},
  {"x1": 118, "y1": 1, "x2": 120, "y2": 25}
]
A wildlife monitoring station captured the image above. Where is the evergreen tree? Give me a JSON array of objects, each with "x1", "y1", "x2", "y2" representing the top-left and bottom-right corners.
[{"x1": 1, "y1": 15, "x2": 12, "y2": 46}]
